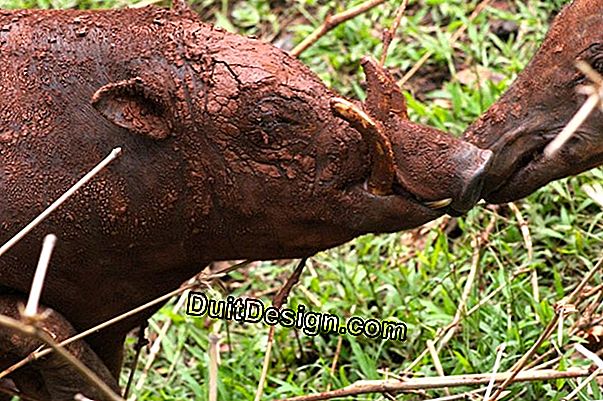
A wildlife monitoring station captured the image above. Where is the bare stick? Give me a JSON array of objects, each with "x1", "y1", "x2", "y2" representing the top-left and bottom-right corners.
[
  {"x1": 399, "y1": 0, "x2": 493, "y2": 87},
  {"x1": 544, "y1": 91, "x2": 600, "y2": 157},
  {"x1": 380, "y1": 0, "x2": 409, "y2": 66},
  {"x1": 427, "y1": 340, "x2": 450, "y2": 396},
  {"x1": 327, "y1": 305, "x2": 356, "y2": 391},
  {"x1": 123, "y1": 322, "x2": 148, "y2": 399},
  {"x1": 429, "y1": 388, "x2": 502, "y2": 401},
  {"x1": 254, "y1": 258, "x2": 308, "y2": 401},
  {"x1": 208, "y1": 333, "x2": 220, "y2": 401},
  {"x1": 508, "y1": 202, "x2": 539, "y2": 308},
  {"x1": 545, "y1": 62, "x2": 603, "y2": 157},
  {"x1": 561, "y1": 344, "x2": 603, "y2": 400},
  {"x1": 291, "y1": 0, "x2": 386, "y2": 57},
  {"x1": 279, "y1": 369, "x2": 598, "y2": 401},
  {"x1": 0, "y1": 147, "x2": 122, "y2": 258},
  {"x1": 273, "y1": 258, "x2": 308, "y2": 308},
  {"x1": 574, "y1": 343, "x2": 603, "y2": 369},
  {"x1": 23, "y1": 234, "x2": 57, "y2": 319},
  {"x1": 327, "y1": 336, "x2": 344, "y2": 391},
  {"x1": 483, "y1": 343, "x2": 506, "y2": 401},
  {"x1": 562, "y1": 368, "x2": 601, "y2": 401},
  {"x1": 508, "y1": 203, "x2": 533, "y2": 262}
]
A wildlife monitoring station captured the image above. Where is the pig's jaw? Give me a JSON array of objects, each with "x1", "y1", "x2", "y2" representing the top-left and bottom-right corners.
[{"x1": 479, "y1": 125, "x2": 600, "y2": 204}]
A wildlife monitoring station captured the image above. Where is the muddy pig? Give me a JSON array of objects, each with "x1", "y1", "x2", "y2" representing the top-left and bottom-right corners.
[
  {"x1": 464, "y1": 0, "x2": 603, "y2": 203},
  {"x1": 0, "y1": 2, "x2": 492, "y2": 399}
]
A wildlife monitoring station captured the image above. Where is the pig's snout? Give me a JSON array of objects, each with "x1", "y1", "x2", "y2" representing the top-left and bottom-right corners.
[{"x1": 448, "y1": 145, "x2": 493, "y2": 216}]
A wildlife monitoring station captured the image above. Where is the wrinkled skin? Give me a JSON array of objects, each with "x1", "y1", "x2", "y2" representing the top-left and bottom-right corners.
[
  {"x1": 0, "y1": 3, "x2": 491, "y2": 400},
  {"x1": 464, "y1": 0, "x2": 603, "y2": 203}
]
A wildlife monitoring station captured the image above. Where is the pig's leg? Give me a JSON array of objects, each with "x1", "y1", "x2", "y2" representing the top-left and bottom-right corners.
[{"x1": 0, "y1": 294, "x2": 120, "y2": 401}]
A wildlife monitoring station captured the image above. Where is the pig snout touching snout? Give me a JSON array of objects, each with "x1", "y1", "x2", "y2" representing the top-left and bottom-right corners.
[
  {"x1": 463, "y1": 0, "x2": 603, "y2": 203},
  {"x1": 387, "y1": 120, "x2": 492, "y2": 216},
  {"x1": 333, "y1": 57, "x2": 492, "y2": 219}
]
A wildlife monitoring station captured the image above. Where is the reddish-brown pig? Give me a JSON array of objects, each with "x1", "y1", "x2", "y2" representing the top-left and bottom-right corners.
[
  {"x1": 464, "y1": 0, "x2": 603, "y2": 203},
  {"x1": 0, "y1": 2, "x2": 491, "y2": 399}
]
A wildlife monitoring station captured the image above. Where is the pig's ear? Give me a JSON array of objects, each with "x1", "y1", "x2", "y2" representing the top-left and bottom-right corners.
[
  {"x1": 361, "y1": 56, "x2": 408, "y2": 121},
  {"x1": 91, "y1": 77, "x2": 173, "y2": 140}
]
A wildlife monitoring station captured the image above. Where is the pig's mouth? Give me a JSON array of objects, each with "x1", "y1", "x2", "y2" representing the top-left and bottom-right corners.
[
  {"x1": 390, "y1": 161, "x2": 490, "y2": 217},
  {"x1": 389, "y1": 149, "x2": 493, "y2": 217},
  {"x1": 355, "y1": 149, "x2": 493, "y2": 217},
  {"x1": 484, "y1": 144, "x2": 548, "y2": 202},
  {"x1": 390, "y1": 181, "x2": 452, "y2": 212},
  {"x1": 480, "y1": 125, "x2": 588, "y2": 203}
]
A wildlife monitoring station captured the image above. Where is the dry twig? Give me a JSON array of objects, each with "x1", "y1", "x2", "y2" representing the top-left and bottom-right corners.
[
  {"x1": 483, "y1": 343, "x2": 506, "y2": 401},
  {"x1": 380, "y1": 0, "x2": 409, "y2": 66},
  {"x1": 208, "y1": 332, "x2": 220, "y2": 401},
  {"x1": 123, "y1": 322, "x2": 148, "y2": 399},
  {"x1": 23, "y1": 234, "x2": 57, "y2": 319},
  {"x1": 291, "y1": 0, "x2": 386, "y2": 57},
  {"x1": 0, "y1": 147, "x2": 122, "y2": 258},
  {"x1": 279, "y1": 369, "x2": 597, "y2": 401},
  {"x1": 254, "y1": 258, "x2": 308, "y2": 401},
  {"x1": 545, "y1": 62, "x2": 603, "y2": 157},
  {"x1": 427, "y1": 340, "x2": 450, "y2": 396},
  {"x1": 562, "y1": 344, "x2": 603, "y2": 400}
]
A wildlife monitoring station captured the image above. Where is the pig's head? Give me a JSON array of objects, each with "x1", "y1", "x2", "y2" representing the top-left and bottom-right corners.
[
  {"x1": 88, "y1": 8, "x2": 491, "y2": 258},
  {"x1": 464, "y1": 0, "x2": 603, "y2": 203},
  {"x1": 329, "y1": 57, "x2": 493, "y2": 221}
]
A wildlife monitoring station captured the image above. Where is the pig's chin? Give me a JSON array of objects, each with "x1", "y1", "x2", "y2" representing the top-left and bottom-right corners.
[
  {"x1": 480, "y1": 129, "x2": 559, "y2": 204},
  {"x1": 482, "y1": 125, "x2": 603, "y2": 204},
  {"x1": 482, "y1": 162, "x2": 543, "y2": 204},
  {"x1": 482, "y1": 138, "x2": 579, "y2": 204},
  {"x1": 349, "y1": 183, "x2": 443, "y2": 232}
]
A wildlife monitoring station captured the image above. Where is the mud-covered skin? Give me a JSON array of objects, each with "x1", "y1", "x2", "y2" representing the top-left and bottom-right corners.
[
  {"x1": 464, "y1": 0, "x2": 603, "y2": 203},
  {"x1": 0, "y1": 294, "x2": 120, "y2": 400},
  {"x1": 0, "y1": 4, "x2": 490, "y2": 400}
]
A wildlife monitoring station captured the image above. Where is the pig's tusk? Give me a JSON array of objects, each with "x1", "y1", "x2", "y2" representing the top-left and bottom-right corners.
[
  {"x1": 424, "y1": 198, "x2": 453, "y2": 209},
  {"x1": 330, "y1": 97, "x2": 396, "y2": 196}
]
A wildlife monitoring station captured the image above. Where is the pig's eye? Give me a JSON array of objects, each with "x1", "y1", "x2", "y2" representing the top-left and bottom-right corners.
[{"x1": 240, "y1": 94, "x2": 318, "y2": 151}]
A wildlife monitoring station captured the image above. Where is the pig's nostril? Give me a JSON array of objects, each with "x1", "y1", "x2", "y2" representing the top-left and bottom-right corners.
[{"x1": 450, "y1": 148, "x2": 494, "y2": 214}]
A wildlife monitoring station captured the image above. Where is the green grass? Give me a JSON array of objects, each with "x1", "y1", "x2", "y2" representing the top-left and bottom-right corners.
[{"x1": 2, "y1": 0, "x2": 603, "y2": 400}]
